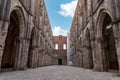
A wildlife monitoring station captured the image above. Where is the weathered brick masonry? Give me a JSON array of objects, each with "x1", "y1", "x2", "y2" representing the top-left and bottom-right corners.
[
  {"x1": 0, "y1": 0, "x2": 53, "y2": 71},
  {"x1": 52, "y1": 35, "x2": 67, "y2": 65},
  {"x1": 70, "y1": 0, "x2": 120, "y2": 73}
]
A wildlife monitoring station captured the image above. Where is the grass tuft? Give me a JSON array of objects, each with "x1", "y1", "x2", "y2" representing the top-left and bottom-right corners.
[{"x1": 113, "y1": 74, "x2": 120, "y2": 77}]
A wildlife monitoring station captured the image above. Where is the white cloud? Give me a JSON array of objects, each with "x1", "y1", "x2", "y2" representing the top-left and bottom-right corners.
[
  {"x1": 58, "y1": 0, "x2": 78, "y2": 17},
  {"x1": 52, "y1": 26, "x2": 67, "y2": 36}
]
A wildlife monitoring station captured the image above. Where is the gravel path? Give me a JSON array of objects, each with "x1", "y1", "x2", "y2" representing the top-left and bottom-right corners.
[{"x1": 0, "y1": 66, "x2": 119, "y2": 80}]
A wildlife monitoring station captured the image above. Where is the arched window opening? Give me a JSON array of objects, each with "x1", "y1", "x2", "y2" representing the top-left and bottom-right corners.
[
  {"x1": 63, "y1": 44, "x2": 66, "y2": 50},
  {"x1": 55, "y1": 44, "x2": 58, "y2": 50}
]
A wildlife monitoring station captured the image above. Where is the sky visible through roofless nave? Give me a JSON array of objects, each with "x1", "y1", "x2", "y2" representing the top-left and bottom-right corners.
[{"x1": 44, "y1": 0, "x2": 78, "y2": 36}]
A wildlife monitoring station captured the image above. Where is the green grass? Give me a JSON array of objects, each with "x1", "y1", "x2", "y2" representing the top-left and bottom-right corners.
[{"x1": 113, "y1": 74, "x2": 120, "y2": 77}]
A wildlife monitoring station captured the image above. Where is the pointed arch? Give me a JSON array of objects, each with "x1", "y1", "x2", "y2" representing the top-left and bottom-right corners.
[
  {"x1": 1, "y1": 6, "x2": 25, "y2": 70},
  {"x1": 27, "y1": 27, "x2": 38, "y2": 68},
  {"x1": 96, "y1": 10, "x2": 119, "y2": 71}
]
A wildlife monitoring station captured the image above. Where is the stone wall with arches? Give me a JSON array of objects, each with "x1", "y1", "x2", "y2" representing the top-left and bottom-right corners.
[
  {"x1": 0, "y1": 0, "x2": 53, "y2": 71},
  {"x1": 70, "y1": 0, "x2": 120, "y2": 73}
]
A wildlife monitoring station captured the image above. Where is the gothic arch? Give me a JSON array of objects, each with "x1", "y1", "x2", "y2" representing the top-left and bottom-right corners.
[
  {"x1": 96, "y1": 10, "x2": 119, "y2": 71},
  {"x1": 96, "y1": 9, "x2": 112, "y2": 39},
  {"x1": 9, "y1": 6, "x2": 25, "y2": 38},
  {"x1": 1, "y1": 6, "x2": 25, "y2": 70},
  {"x1": 27, "y1": 27, "x2": 38, "y2": 68}
]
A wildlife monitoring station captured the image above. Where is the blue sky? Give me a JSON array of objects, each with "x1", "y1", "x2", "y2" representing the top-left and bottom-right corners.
[{"x1": 44, "y1": 0, "x2": 78, "y2": 36}]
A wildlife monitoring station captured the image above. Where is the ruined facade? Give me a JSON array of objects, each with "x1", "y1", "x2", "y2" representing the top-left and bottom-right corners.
[
  {"x1": 70, "y1": 0, "x2": 120, "y2": 73},
  {"x1": 52, "y1": 36, "x2": 67, "y2": 65},
  {"x1": 0, "y1": 0, "x2": 53, "y2": 71}
]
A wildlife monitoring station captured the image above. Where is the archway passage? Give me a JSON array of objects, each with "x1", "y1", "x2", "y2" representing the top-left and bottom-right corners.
[
  {"x1": 58, "y1": 58, "x2": 62, "y2": 65},
  {"x1": 1, "y1": 11, "x2": 20, "y2": 70},
  {"x1": 102, "y1": 13, "x2": 119, "y2": 70},
  {"x1": 86, "y1": 29, "x2": 93, "y2": 69}
]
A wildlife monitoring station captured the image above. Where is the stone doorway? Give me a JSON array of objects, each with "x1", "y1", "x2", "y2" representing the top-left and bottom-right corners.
[
  {"x1": 1, "y1": 11, "x2": 20, "y2": 70},
  {"x1": 58, "y1": 58, "x2": 62, "y2": 65},
  {"x1": 102, "y1": 13, "x2": 119, "y2": 70}
]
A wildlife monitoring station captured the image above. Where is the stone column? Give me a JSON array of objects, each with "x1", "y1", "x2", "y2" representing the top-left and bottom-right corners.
[
  {"x1": 115, "y1": 33, "x2": 120, "y2": 73},
  {"x1": 88, "y1": 0, "x2": 100, "y2": 71},
  {"x1": 113, "y1": 23, "x2": 120, "y2": 73},
  {"x1": 30, "y1": 0, "x2": 34, "y2": 15},
  {"x1": 94, "y1": 38, "x2": 104, "y2": 71},
  {"x1": 67, "y1": 32, "x2": 71, "y2": 65},
  {"x1": 13, "y1": 38, "x2": 30, "y2": 70},
  {"x1": 20, "y1": 39, "x2": 29, "y2": 70},
  {"x1": 0, "y1": 0, "x2": 7, "y2": 27},
  {"x1": 115, "y1": 0, "x2": 120, "y2": 27},
  {"x1": 37, "y1": 36, "x2": 42, "y2": 67},
  {"x1": 110, "y1": 0, "x2": 120, "y2": 73},
  {"x1": 14, "y1": 38, "x2": 23, "y2": 70},
  {"x1": 0, "y1": 20, "x2": 9, "y2": 70},
  {"x1": 42, "y1": 38, "x2": 45, "y2": 66},
  {"x1": 38, "y1": 50, "x2": 43, "y2": 67}
]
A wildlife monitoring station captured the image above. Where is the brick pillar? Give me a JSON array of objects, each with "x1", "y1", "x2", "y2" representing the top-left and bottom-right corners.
[{"x1": 0, "y1": 21, "x2": 9, "y2": 70}]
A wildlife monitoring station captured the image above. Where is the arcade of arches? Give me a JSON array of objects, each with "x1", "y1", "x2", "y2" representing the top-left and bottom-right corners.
[
  {"x1": 0, "y1": 0, "x2": 120, "y2": 75},
  {"x1": 69, "y1": 0, "x2": 120, "y2": 73},
  {"x1": 0, "y1": 0, "x2": 53, "y2": 71},
  {"x1": 2, "y1": 11, "x2": 20, "y2": 70}
]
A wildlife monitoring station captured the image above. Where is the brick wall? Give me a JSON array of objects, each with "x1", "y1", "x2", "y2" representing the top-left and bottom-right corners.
[{"x1": 52, "y1": 35, "x2": 67, "y2": 65}]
